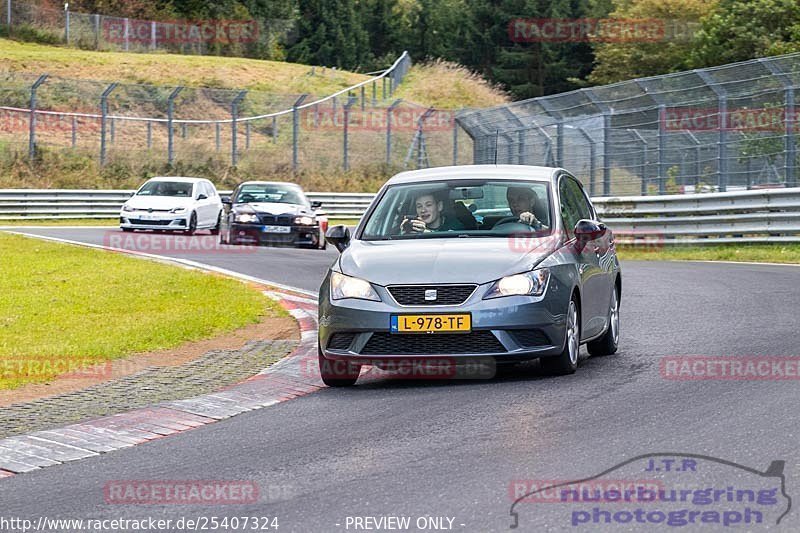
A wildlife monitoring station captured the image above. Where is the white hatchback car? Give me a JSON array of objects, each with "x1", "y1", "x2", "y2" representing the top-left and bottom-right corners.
[{"x1": 120, "y1": 177, "x2": 223, "y2": 234}]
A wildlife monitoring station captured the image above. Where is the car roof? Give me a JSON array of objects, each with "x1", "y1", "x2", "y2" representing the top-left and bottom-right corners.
[
  {"x1": 385, "y1": 165, "x2": 562, "y2": 185},
  {"x1": 237, "y1": 181, "x2": 303, "y2": 188},
  {"x1": 145, "y1": 176, "x2": 207, "y2": 183}
]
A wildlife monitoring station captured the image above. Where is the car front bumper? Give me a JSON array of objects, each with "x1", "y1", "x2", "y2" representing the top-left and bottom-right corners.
[
  {"x1": 119, "y1": 214, "x2": 189, "y2": 230},
  {"x1": 318, "y1": 274, "x2": 572, "y2": 365},
  {"x1": 229, "y1": 223, "x2": 321, "y2": 247}
]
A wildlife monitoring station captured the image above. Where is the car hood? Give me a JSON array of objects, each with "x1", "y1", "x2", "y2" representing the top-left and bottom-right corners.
[
  {"x1": 124, "y1": 196, "x2": 194, "y2": 210},
  {"x1": 235, "y1": 202, "x2": 311, "y2": 215},
  {"x1": 338, "y1": 236, "x2": 559, "y2": 286}
]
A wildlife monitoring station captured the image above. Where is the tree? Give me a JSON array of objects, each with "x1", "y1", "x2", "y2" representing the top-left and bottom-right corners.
[
  {"x1": 690, "y1": 0, "x2": 800, "y2": 68},
  {"x1": 287, "y1": 0, "x2": 371, "y2": 70},
  {"x1": 588, "y1": 0, "x2": 716, "y2": 85}
]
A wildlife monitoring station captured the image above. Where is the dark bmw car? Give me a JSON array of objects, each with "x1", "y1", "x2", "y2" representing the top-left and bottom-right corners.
[{"x1": 219, "y1": 181, "x2": 328, "y2": 248}]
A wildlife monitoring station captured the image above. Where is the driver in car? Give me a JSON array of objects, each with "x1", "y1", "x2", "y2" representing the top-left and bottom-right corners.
[
  {"x1": 400, "y1": 192, "x2": 465, "y2": 234},
  {"x1": 506, "y1": 186, "x2": 546, "y2": 230}
]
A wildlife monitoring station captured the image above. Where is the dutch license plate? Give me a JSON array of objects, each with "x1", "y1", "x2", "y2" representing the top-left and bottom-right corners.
[
  {"x1": 390, "y1": 314, "x2": 471, "y2": 334},
  {"x1": 263, "y1": 225, "x2": 291, "y2": 233}
]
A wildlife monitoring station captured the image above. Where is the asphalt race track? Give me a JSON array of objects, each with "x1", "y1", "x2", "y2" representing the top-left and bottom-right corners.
[{"x1": 2, "y1": 228, "x2": 800, "y2": 532}]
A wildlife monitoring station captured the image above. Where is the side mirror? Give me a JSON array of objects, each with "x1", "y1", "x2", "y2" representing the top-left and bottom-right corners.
[
  {"x1": 197, "y1": 194, "x2": 208, "y2": 201},
  {"x1": 574, "y1": 219, "x2": 607, "y2": 249},
  {"x1": 221, "y1": 195, "x2": 231, "y2": 205},
  {"x1": 310, "y1": 200, "x2": 322, "y2": 209},
  {"x1": 325, "y1": 225, "x2": 351, "y2": 253}
]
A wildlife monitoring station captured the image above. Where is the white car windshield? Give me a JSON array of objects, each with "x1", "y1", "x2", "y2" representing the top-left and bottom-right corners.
[
  {"x1": 235, "y1": 184, "x2": 308, "y2": 206},
  {"x1": 360, "y1": 180, "x2": 553, "y2": 240},
  {"x1": 137, "y1": 181, "x2": 193, "y2": 197}
]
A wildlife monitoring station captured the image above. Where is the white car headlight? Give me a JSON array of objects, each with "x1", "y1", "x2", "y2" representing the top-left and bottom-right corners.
[
  {"x1": 294, "y1": 216, "x2": 314, "y2": 225},
  {"x1": 235, "y1": 213, "x2": 259, "y2": 223},
  {"x1": 330, "y1": 271, "x2": 380, "y2": 301},
  {"x1": 122, "y1": 204, "x2": 135, "y2": 212},
  {"x1": 484, "y1": 268, "x2": 550, "y2": 299},
  {"x1": 170, "y1": 207, "x2": 187, "y2": 213}
]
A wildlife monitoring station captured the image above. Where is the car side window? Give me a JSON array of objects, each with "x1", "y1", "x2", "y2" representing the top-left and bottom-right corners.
[
  {"x1": 559, "y1": 176, "x2": 593, "y2": 240},
  {"x1": 205, "y1": 182, "x2": 216, "y2": 197}
]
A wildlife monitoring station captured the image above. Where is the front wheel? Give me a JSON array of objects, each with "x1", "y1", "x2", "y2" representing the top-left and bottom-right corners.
[
  {"x1": 541, "y1": 298, "x2": 579, "y2": 376},
  {"x1": 318, "y1": 347, "x2": 360, "y2": 387},
  {"x1": 185, "y1": 212, "x2": 197, "y2": 236},
  {"x1": 121, "y1": 227, "x2": 133, "y2": 233},
  {"x1": 587, "y1": 287, "x2": 619, "y2": 357}
]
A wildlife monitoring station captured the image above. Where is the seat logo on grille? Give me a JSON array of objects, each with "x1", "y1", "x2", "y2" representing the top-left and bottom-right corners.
[{"x1": 424, "y1": 289, "x2": 438, "y2": 301}]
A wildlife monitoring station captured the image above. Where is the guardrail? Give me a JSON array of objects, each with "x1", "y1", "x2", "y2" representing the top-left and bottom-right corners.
[{"x1": 3, "y1": 188, "x2": 800, "y2": 245}]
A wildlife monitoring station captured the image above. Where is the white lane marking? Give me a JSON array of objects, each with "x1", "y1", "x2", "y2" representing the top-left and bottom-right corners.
[{"x1": 2, "y1": 230, "x2": 316, "y2": 297}]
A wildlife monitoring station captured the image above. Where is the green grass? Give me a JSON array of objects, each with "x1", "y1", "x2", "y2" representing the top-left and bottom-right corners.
[
  {"x1": 0, "y1": 232, "x2": 285, "y2": 390},
  {"x1": 0, "y1": 218, "x2": 118, "y2": 226},
  {"x1": 617, "y1": 243, "x2": 800, "y2": 264}
]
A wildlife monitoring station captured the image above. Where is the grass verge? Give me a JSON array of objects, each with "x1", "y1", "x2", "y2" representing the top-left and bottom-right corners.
[
  {"x1": 0, "y1": 232, "x2": 285, "y2": 390},
  {"x1": 617, "y1": 244, "x2": 800, "y2": 264},
  {"x1": 0, "y1": 218, "x2": 118, "y2": 226}
]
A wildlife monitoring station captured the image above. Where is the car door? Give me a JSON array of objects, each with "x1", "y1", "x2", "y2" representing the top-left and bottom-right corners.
[
  {"x1": 195, "y1": 182, "x2": 214, "y2": 226},
  {"x1": 558, "y1": 174, "x2": 606, "y2": 340}
]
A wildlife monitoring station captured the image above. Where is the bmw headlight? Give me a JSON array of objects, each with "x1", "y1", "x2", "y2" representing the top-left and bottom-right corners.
[
  {"x1": 330, "y1": 271, "x2": 380, "y2": 301},
  {"x1": 235, "y1": 213, "x2": 259, "y2": 224},
  {"x1": 294, "y1": 216, "x2": 315, "y2": 225},
  {"x1": 169, "y1": 207, "x2": 187, "y2": 214},
  {"x1": 122, "y1": 204, "x2": 135, "y2": 212},
  {"x1": 484, "y1": 268, "x2": 550, "y2": 299}
]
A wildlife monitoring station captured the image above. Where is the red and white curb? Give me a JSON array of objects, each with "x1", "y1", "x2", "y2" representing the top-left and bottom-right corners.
[{"x1": 0, "y1": 291, "x2": 321, "y2": 479}]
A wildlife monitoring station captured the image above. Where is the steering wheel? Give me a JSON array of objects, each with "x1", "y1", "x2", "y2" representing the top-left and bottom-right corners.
[{"x1": 493, "y1": 216, "x2": 534, "y2": 228}]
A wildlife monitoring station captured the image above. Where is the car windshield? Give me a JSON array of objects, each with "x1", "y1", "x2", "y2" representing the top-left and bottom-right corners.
[
  {"x1": 136, "y1": 181, "x2": 193, "y2": 197},
  {"x1": 360, "y1": 179, "x2": 553, "y2": 240},
  {"x1": 234, "y1": 184, "x2": 308, "y2": 206}
]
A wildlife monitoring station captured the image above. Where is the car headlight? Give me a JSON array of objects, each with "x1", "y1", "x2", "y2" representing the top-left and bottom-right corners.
[
  {"x1": 169, "y1": 207, "x2": 187, "y2": 214},
  {"x1": 235, "y1": 213, "x2": 259, "y2": 223},
  {"x1": 484, "y1": 268, "x2": 550, "y2": 299},
  {"x1": 294, "y1": 216, "x2": 315, "y2": 225},
  {"x1": 330, "y1": 271, "x2": 380, "y2": 301},
  {"x1": 122, "y1": 204, "x2": 134, "y2": 212}
]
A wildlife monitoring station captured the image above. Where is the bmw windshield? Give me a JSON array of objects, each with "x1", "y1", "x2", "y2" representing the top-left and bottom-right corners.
[
  {"x1": 234, "y1": 184, "x2": 309, "y2": 206},
  {"x1": 360, "y1": 180, "x2": 553, "y2": 240}
]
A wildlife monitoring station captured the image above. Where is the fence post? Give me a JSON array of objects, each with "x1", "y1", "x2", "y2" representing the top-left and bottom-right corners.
[
  {"x1": 386, "y1": 99, "x2": 402, "y2": 166},
  {"x1": 215, "y1": 123, "x2": 220, "y2": 151},
  {"x1": 343, "y1": 96, "x2": 357, "y2": 171},
  {"x1": 695, "y1": 70, "x2": 727, "y2": 192},
  {"x1": 151, "y1": 21, "x2": 156, "y2": 50},
  {"x1": 181, "y1": 123, "x2": 187, "y2": 139},
  {"x1": 64, "y1": 4, "x2": 70, "y2": 45},
  {"x1": 146, "y1": 120, "x2": 152, "y2": 149},
  {"x1": 99, "y1": 82, "x2": 117, "y2": 165},
  {"x1": 245, "y1": 121, "x2": 250, "y2": 150},
  {"x1": 760, "y1": 59, "x2": 797, "y2": 188},
  {"x1": 166, "y1": 86, "x2": 183, "y2": 165},
  {"x1": 631, "y1": 130, "x2": 648, "y2": 195},
  {"x1": 93, "y1": 14, "x2": 99, "y2": 49},
  {"x1": 27, "y1": 75, "x2": 48, "y2": 160},
  {"x1": 583, "y1": 89, "x2": 612, "y2": 196},
  {"x1": 360, "y1": 85, "x2": 365, "y2": 112},
  {"x1": 71, "y1": 116, "x2": 77, "y2": 148},
  {"x1": 382, "y1": 78, "x2": 387, "y2": 100},
  {"x1": 452, "y1": 117, "x2": 459, "y2": 165},
  {"x1": 372, "y1": 80, "x2": 377, "y2": 105},
  {"x1": 271, "y1": 115, "x2": 277, "y2": 143},
  {"x1": 6, "y1": 0, "x2": 10, "y2": 29},
  {"x1": 124, "y1": 18, "x2": 129, "y2": 51},
  {"x1": 576, "y1": 127, "x2": 596, "y2": 196},
  {"x1": 292, "y1": 94, "x2": 308, "y2": 173},
  {"x1": 230, "y1": 90, "x2": 247, "y2": 166},
  {"x1": 110, "y1": 117, "x2": 115, "y2": 144},
  {"x1": 657, "y1": 104, "x2": 667, "y2": 194}
]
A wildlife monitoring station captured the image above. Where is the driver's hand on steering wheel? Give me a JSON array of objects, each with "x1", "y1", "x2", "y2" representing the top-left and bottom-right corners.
[
  {"x1": 401, "y1": 217, "x2": 427, "y2": 234},
  {"x1": 518, "y1": 211, "x2": 540, "y2": 226}
]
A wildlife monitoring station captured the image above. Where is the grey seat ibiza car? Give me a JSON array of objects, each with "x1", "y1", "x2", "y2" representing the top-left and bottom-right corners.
[{"x1": 318, "y1": 165, "x2": 621, "y2": 386}]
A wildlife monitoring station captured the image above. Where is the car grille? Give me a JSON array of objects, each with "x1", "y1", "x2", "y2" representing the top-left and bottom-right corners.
[
  {"x1": 387, "y1": 285, "x2": 477, "y2": 306},
  {"x1": 360, "y1": 331, "x2": 505, "y2": 355},
  {"x1": 258, "y1": 214, "x2": 293, "y2": 225},
  {"x1": 327, "y1": 332, "x2": 356, "y2": 350},
  {"x1": 510, "y1": 329, "x2": 550, "y2": 347},
  {"x1": 128, "y1": 219, "x2": 173, "y2": 226}
]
